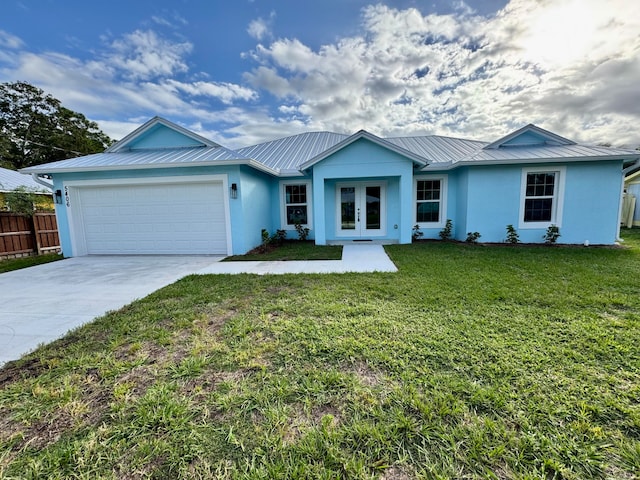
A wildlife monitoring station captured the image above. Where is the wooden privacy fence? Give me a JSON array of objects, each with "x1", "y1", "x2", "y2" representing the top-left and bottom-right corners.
[{"x1": 0, "y1": 212, "x2": 60, "y2": 258}]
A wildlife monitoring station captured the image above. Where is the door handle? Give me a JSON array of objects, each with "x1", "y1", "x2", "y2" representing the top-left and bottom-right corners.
[{"x1": 357, "y1": 208, "x2": 360, "y2": 222}]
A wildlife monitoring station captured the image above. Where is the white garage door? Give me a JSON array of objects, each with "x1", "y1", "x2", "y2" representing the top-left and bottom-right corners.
[{"x1": 76, "y1": 181, "x2": 228, "y2": 255}]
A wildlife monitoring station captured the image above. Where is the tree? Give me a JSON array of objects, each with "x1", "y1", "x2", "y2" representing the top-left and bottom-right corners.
[{"x1": 0, "y1": 81, "x2": 112, "y2": 169}]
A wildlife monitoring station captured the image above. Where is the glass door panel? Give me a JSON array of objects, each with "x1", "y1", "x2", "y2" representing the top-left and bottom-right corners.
[
  {"x1": 365, "y1": 186, "x2": 381, "y2": 230},
  {"x1": 340, "y1": 187, "x2": 356, "y2": 230}
]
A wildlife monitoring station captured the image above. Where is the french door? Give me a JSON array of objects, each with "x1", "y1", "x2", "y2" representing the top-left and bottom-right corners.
[{"x1": 336, "y1": 183, "x2": 386, "y2": 237}]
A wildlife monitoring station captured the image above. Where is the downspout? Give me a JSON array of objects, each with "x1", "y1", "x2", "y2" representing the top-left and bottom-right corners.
[
  {"x1": 31, "y1": 173, "x2": 53, "y2": 191},
  {"x1": 617, "y1": 172, "x2": 625, "y2": 242}
]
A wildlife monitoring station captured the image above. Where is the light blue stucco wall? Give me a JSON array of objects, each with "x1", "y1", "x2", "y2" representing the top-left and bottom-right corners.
[
  {"x1": 445, "y1": 161, "x2": 623, "y2": 244},
  {"x1": 310, "y1": 139, "x2": 414, "y2": 244},
  {"x1": 50, "y1": 165, "x2": 262, "y2": 256},
  {"x1": 238, "y1": 166, "x2": 274, "y2": 251},
  {"x1": 561, "y1": 161, "x2": 622, "y2": 244}
]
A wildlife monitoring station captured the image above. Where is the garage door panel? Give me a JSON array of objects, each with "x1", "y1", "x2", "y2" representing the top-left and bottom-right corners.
[{"x1": 76, "y1": 182, "x2": 228, "y2": 255}]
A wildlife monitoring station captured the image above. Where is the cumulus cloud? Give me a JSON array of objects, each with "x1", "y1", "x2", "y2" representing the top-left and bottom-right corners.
[
  {"x1": 105, "y1": 29, "x2": 192, "y2": 80},
  {"x1": 1, "y1": 1, "x2": 640, "y2": 148},
  {"x1": 244, "y1": 0, "x2": 640, "y2": 146},
  {"x1": 0, "y1": 27, "x2": 258, "y2": 142}
]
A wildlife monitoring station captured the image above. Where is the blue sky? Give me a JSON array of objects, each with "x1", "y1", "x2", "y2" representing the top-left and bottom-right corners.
[{"x1": 1, "y1": 0, "x2": 639, "y2": 149}]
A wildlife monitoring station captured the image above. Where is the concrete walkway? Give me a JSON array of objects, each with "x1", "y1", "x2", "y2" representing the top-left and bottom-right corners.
[
  {"x1": 0, "y1": 245, "x2": 396, "y2": 366},
  {"x1": 199, "y1": 244, "x2": 397, "y2": 274}
]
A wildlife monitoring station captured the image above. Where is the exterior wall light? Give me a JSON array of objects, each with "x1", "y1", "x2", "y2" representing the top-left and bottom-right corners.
[
  {"x1": 54, "y1": 189, "x2": 63, "y2": 204},
  {"x1": 230, "y1": 183, "x2": 238, "y2": 199}
]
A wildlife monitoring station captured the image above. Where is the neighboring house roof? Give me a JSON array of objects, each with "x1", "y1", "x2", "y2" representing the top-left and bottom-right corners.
[
  {"x1": 20, "y1": 117, "x2": 640, "y2": 177},
  {"x1": 625, "y1": 168, "x2": 640, "y2": 184},
  {"x1": 0, "y1": 167, "x2": 50, "y2": 193}
]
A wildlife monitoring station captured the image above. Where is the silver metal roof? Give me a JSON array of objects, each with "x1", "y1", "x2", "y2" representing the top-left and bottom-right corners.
[
  {"x1": 385, "y1": 135, "x2": 487, "y2": 163},
  {"x1": 0, "y1": 167, "x2": 50, "y2": 193},
  {"x1": 237, "y1": 132, "x2": 348, "y2": 175},
  {"x1": 456, "y1": 143, "x2": 639, "y2": 164},
  {"x1": 20, "y1": 127, "x2": 639, "y2": 177},
  {"x1": 21, "y1": 146, "x2": 255, "y2": 174}
]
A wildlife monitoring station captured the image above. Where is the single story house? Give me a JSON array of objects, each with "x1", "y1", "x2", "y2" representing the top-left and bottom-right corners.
[
  {"x1": 0, "y1": 166, "x2": 53, "y2": 211},
  {"x1": 22, "y1": 117, "x2": 640, "y2": 257}
]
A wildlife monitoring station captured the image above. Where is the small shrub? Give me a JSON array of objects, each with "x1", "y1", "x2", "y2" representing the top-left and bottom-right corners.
[
  {"x1": 412, "y1": 224, "x2": 424, "y2": 241},
  {"x1": 261, "y1": 229, "x2": 270, "y2": 247},
  {"x1": 4, "y1": 187, "x2": 37, "y2": 216},
  {"x1": 466, "y1": 231, "x2": 481, "y2": 243},
  {"x1": 294, "y1": 223, "x2": 310, "y2": 241},
  {"x1": 439, "y1": 219, "x2": 453, "y2": 240},
  {"x1": 272, "y1": 229, "x2": 287, "y2": 245},
  {"x1": 505, "y1": 224, "x2": 520, "y2": 244},
  {"x1": 543, "y1": 225, "x2": 561, "y2": 244}
]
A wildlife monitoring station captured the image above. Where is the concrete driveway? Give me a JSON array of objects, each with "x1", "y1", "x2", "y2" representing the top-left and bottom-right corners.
[
  {"x1": 0, "y1": 245, "x2": 397, "y2": 366},
  {"x1": 0, "y1": 256, "x2": 223, "y2": 366}
]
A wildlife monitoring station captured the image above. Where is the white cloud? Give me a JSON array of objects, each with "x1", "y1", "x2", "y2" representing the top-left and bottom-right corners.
[
  {"x1": 1, "y1": 1, "x2": 640, "y2": 149},
  {"x1": 166, "y1": 79, "x2": 257, "y2": 104},
  {"x1": 244, "y1": 0, "x2": 640, "y2": 146},
  {"x1": 247, "y1": 12, "x2": 275, "y2": 41},
  {"x1": 0, "y1": 30, "x2": 25, "y2": 49},
  {"x1": 105, "y1": 29, "x2": 192, "y2": 80}
]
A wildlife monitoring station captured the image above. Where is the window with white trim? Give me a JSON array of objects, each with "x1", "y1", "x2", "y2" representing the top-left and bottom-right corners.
[
  {"x1": 519, "y1": 167, "x2": 565, "y2": 228},
  {"x1": 281, "y1": 182, "x2": 312, "y2": 228},
  {"x1": 415, "y1": 176, "x2": 447, "y2": 227}
]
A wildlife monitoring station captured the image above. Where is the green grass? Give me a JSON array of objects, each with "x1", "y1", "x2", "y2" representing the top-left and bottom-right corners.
[
  {"x1": 224, "y1": 240, "x2": 343, "y2": 261},
  {"x1": 0, "y1": 253, "x2": 62, "y2": 274},
  {"x1": 1, "y1": 232, "x2": 639, "y2": 479}
]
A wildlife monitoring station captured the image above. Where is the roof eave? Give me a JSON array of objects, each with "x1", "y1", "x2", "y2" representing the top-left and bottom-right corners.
[
  {"x1": 453, "y1": 154, "x2": 637, "y2": 168},
  {"x1": 21, "y1": 159, "x2": 279, "y2": 177}
]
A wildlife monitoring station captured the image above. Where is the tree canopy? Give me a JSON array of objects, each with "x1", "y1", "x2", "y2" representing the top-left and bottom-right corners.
[{"x1": 0, "y1": 81, "x2": 112, "y2": 170}]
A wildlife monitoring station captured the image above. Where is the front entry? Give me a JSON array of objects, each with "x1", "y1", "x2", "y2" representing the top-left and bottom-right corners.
[{"x1": 336, "y1": 182, "x2": 386, "y2": 237}]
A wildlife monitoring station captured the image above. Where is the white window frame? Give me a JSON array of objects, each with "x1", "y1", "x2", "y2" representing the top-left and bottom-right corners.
[
  {"x1": 280, "y1": 181, "x2": 312, "y2": 230},
  {"x1": 414, "y1": 175, "x2": 447, "y2": 228},
  {"x1": 518, "y1": 166, "x2": 565, "y2": 229}
]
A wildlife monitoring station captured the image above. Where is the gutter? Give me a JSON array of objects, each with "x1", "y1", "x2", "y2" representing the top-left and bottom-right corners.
[
  {"x1": 622, "y1": 158, "x2": 640, "y2": 176},
  {"x1": 31, "y1": 173, "x2": 53, "y2": 191}
]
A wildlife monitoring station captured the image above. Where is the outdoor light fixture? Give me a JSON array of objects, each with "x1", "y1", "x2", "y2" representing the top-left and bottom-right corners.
[
  {"x1": 54, "y1": 189, "x2": 62, "y2": 204},
  {"x1": 230, "y1": 183, "x2": 238, "y2": 199}
]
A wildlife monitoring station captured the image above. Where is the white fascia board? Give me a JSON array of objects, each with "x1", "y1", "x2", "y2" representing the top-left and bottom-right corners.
[
  {"x1": 418, "y1": 154, "x2": 637, "y2": 171},
  {"x1": 452, "y1": 155, "x2": 637, "y2": 168},
  {"x1": 26, "y1": 159, "x2": 280, "y2": 177}
]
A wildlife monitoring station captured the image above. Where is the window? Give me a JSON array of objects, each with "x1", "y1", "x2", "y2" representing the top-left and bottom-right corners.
[
  {"x1": 519, "y1": 167, "x2": 565, "y2": 228},
  {"x1": 281, "y1": 182, "x2": 311, "y2": 228},
  {"x1": 415, "y1": 176, "x2": 447, "y2": 226}
]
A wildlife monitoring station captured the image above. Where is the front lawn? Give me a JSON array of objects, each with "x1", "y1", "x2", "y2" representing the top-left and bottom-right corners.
[
  {"x1": 0, "y1": 233, "x2": 639, "y2": 478},
  {"x1": 0, "y1": 253, "x2": 62, "y2": 274},
  {"x1": 223, "y1": 240, "x2": 342, "y2": 261}
]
